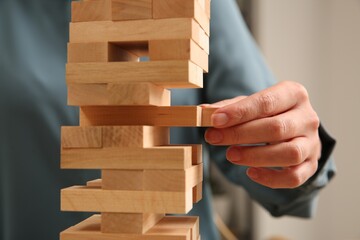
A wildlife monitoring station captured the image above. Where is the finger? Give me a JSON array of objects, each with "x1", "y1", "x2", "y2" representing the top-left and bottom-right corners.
[
  {"x1": 226, "y1": 137, "x2": 314, "y2": 167},
  {"x1": 246, "y1": 158, "x2": 318, "y2": 189},
  {"x1": 200, "y1": 96, "x2": 247, "y2": 108},
  {"x1": 205, "y1": 108, "x2": 318, "y2": 145},
  {"x1": 211, "y1": 81, "x2": 309, "y2": 128}
]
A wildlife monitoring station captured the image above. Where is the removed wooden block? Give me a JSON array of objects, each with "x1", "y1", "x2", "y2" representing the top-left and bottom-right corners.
[
  {"x1": 61, "y1": 146, "x2": 192, "y2": 170},
  {"x1": 79, "y1": 106, "x2": 202, "y2": 127},
  {"x1": 68, "y1": 83, "x2": 170, "y2": 106},
  {"x1": 144, "y1": 164, "x2": 203, "y2": 192},
  {"x1": 201, "y1": 107, "x2": 218, "y2": 126},
  {"x1": 66, "y1": 60, "x2": 203, "y2": 89},
  {"x1": 61, "y1": 126, "x2": 102, "y2": 148},
  {"x1": 101, "y1": 213, "x2": 164, "y2": 234},
  {"x1": 153, "y1": 0, "x2": 210, "y2": 35},
  {"x1": 61, "y1": 186, "x2": 193, "y2": 214},
  {"x1": 102, "y1": 170, "x2": 144, "y2": 190},
  {"x1": 71, "y1": 0, "x2": 152, "y2": 22},
  {"x1": 102, "y1": 126, "x2": 169, "y2": 148},
  {"x1": 60, "y1": 214, "x2": 198, "y2": 240},
  {"x1": 192, "y1": 183, "x2": 203, "y2": 203},
  {"x1": 69, "y1": 19, "x2": 209, "y2": 53},
  {"x1": 149, "y1": 39, "x2": 208, "y2": 72},
  {"x1": 67, "y1": 42, "x2": 139, "y2": 63}
]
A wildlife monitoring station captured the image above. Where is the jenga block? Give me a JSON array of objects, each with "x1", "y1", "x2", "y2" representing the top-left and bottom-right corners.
[
  {"x1": 66, "y1": 60, "x2": 203, "y2": 89},
  {"x1": 101, "y1": 213, "x2": 164, "y2": 234},
  {"x1": 192, "y1": 183, "x2": 202, "y2": 203},
  {"x1": 151, "y1": 216, "x2": 199, "y2": 240},
  {"x1": 60, "y1": 215, "x2": 196, "y2": 240},
  {"x1": 149, "y1": 39, "x2": 208, "y2": 72},
  {"x1": 68, "y1": 83, "x2": 170, "y2": 106},
  {"x1": 61, "y1": 126, "x2": 102, "y2": 148},
  {"x1": 69, "y1": 19, "x2": 209, "y2": 52},
  {"x1": 79, "y1": 106, "x2": 202, "y2": 127},
  {"x1": 144, "y1": 164, "x2": 203, "y2": 192},
  {"x1": 102, "y1": 170, "x2": 144, "y2": 190},
  {"x1": 67, "y1": 42, "x2": 139, "y2": 63},
  {"x1": 61, "y1": 146, "x2": 192, "y2": 170},
  {"x1": 102, "y1": 126, "x2": 169, "y2": 148},
  {"x1": 201, "y1": 107, "x2": 217, "y2": 126},
  {"x1": 172, "y1": 144, "x2": 202, "y2": 165},
  {"x1": 205, "y1": 0, "x2": 210, "y2": 18},
  {"x1": 61, "y1": 186, "x2": 193, "y2": 214},
  {"x1": 107, "y1": 83, "x2": 170, "y2": 106},
  {"x1": 153, "y1": 0, "x2": 210, "y2": 35},
  {"x1": 71, "y1": 0, "x2": 152, "y2": 22},
  {"x1": 86, "y1": 179, "x2": 102, "y2": 187}
]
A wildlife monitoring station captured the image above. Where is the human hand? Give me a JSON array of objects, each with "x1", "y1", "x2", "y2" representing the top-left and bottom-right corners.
[{"x1": 204, "y1": 81, "x2": 321, "y2": 189}]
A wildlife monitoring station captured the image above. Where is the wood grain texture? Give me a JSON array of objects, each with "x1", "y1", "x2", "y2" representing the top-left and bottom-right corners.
[
  {"x1": 101, "y1": 126, "x2": 169, "y2": 148},
  {"x1": 66, "y1": 60, "x2": 203, "y2": 89},
  {"x1": 79, "y1": 106, "x2": 202, "y2": 127},
  {"x1": 144, "y1": 164, "x2": 203, "y2": 192},
  {"x1": 60, "y1": 214, "x2": 198, "y2": 240},
  {"x1": 61, "y1": 186, "x2": 193, "y2": 214},
  {"x1": 192, "y1": 183, "x2": 202, "y2": 203},
  {"x1": 71, "y1": 0, "x2": 152, "y2": 22},
  {"x1": 61, "y1": 126, "x2": 102, "y2": 148},
  {"x1": 68, "y1": 83, "x2": 170, "y2": 106},
  {"x1": 149, "y1": 39, "x2": 208, "y2": 72},
  {"x1": 61, "y1": 146, "x2": 192, "y2": 170},
  {"x1": 69, "y1": 18, "x2": 208, "y2": 52},
  {"x1": 201, "y1": 107, "x2": 217, "y2": 127},
  {"x1": 101, "y1": 213, "x2": 164, "y2": 234},
  {"x1": 153, "y1": 0, "x2": 210, "y2": 35},
  {"x1": 102, "y1": 169, "x2": 144, "y2": 190}
]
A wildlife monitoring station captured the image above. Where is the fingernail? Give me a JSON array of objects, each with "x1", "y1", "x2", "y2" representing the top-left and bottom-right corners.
[
  {"x1": 247, "y1": 168, "x2": 259, "y2": 180},
  {"x1": 226, "y1": 147, "x2": 241, "y2": 162},
  {"x1": 212, "y1": 113, "x2": 229, "y2": 127},
  {"x1": 205, "y1": 129, "x2": 223, "y2": 144}
]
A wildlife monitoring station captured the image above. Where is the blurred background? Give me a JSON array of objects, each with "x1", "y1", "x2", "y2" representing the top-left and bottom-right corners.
[{"x1": 212, "y1": 0, "x2": 360, "y2": 239}]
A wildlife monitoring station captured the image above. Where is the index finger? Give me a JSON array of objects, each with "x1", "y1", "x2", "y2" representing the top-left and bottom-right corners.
[{"x1": 211, "y1": 81, "x2": 308, "y2": 128}]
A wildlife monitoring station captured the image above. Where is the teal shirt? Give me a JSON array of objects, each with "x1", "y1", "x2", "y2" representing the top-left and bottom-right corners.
[{"x1": 0, "y1": 0, "x2": 336, "y2": 239}]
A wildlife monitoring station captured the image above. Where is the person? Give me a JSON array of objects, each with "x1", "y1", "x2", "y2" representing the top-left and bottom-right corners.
[{"x1": 0, "y1": 0, "x2": 336, "y2": 239}]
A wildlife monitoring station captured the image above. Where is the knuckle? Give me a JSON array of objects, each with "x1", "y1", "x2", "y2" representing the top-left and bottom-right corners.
[
  {"x1": 269, "y1": 119, "x2": 287, "y2": 140},
  {"x1": 234, "y1": 104, "x2": 247, "y2": 120},
  {"x1": 230, "y1": 127, "x2": 243, "y2": 143},
  {"x1": 295, "y1": 82, "x2": 309, "y2": 101},
  {"x1": 288, "y1": 171, "x2": 304, "y2": 188},
  {"x1": 287, "y1": 143, "x2": 303, "y2": 165},
  {"x1": 309, "y1": 111, "x2": 320, "y2": 130},
  {"x1": 258, "y1": 93, "x2": 276, "y2": 116}
]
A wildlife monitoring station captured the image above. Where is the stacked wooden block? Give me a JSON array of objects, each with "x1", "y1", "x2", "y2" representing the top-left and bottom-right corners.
[{"x1": 60, "y1": 0, "x2": 213, "y2": 239}]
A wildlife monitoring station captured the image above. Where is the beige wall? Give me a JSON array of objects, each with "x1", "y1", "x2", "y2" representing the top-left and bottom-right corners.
[{"x1": 251, "y1": 1, "x2": 360, "y2": 239}]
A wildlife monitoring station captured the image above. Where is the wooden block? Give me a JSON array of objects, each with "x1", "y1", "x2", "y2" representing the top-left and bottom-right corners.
[
  {"x1": 102, "y1": 126, "x2": 169, "y2": 148},
  {"x1": 101, "y1": 213, "x2": 164, "y2": 234},
  {"x1": 79, "y1": 106, "x2": 202, "y2": 127},
  {"x1": 205, "y1": 0, "x2": 211, "y2": 18},
  {"x1": 61, "y1": 126, "x2": 102, "y2": 148},
  {"x1": 149, "y1": 39, "x2": 208, "y2": 72},
  {"x1": 107, "y1": 83, "x2": 170, "y2": 106},
  {"x1": 153, "y1": 0, "x2": 210, "y2": 35},
  {"x1": 61, "y1": 186, "x2": 193, "y2": 214},
  {"x1": 60, "y1": 215, "x2": 196, "y2": 240},
  {"x1": 172, "y1": 144, "x2": 202, "y2": 165},
  {"x1": 144, "y1": 164, "x2": 203, "y2": 192},
  {"x1": 71, "y1": 0, "x2": 112, "y2": 22},
  {"x1": 69, "y1": 18, "x2": 208, "y2": 53},
  {"x1": 71, "y1": 0, "x2": 152, "y2": 22},
  {"x1": 151, "y1": 216, "x2": 199, "y2": 240},
  {"x1": 68, "y1": 83, "x2": 170, "y2": 106},
  {"x1": 67, "y1": 42, "x2": 139, "y2": 63},
  {"x1": 201, "y1": 107, "x2": 217, "y2": 127},
  {"x1": 192, "y1": 183, "x2": 202, "y2": 203},
  {"x1": 86, "y1": 179, "x2": 102, "y2": 187},
  {"x1": 66, "y1": 60, "x2": 203, "y2": 89},
  {"x1": 102, "y1": 170, "x2": 144, "y2": 190},
  {"x1": 61, "y1": 146, "x2": 192, "y2": 170}
]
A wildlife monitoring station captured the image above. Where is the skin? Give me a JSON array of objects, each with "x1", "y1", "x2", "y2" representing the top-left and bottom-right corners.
[{"x1": 204, "y1": 81, "x2": 321, "y2": 189}]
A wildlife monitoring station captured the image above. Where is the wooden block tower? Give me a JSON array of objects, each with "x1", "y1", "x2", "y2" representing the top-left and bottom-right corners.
[{"x1": 60, "y1": 0, "x2": 213, "y2": 239}]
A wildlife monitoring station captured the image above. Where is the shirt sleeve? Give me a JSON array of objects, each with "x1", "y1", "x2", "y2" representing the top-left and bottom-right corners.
[{"x1": 204, "y1": 0, "x2": 336, "y2": 218}]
